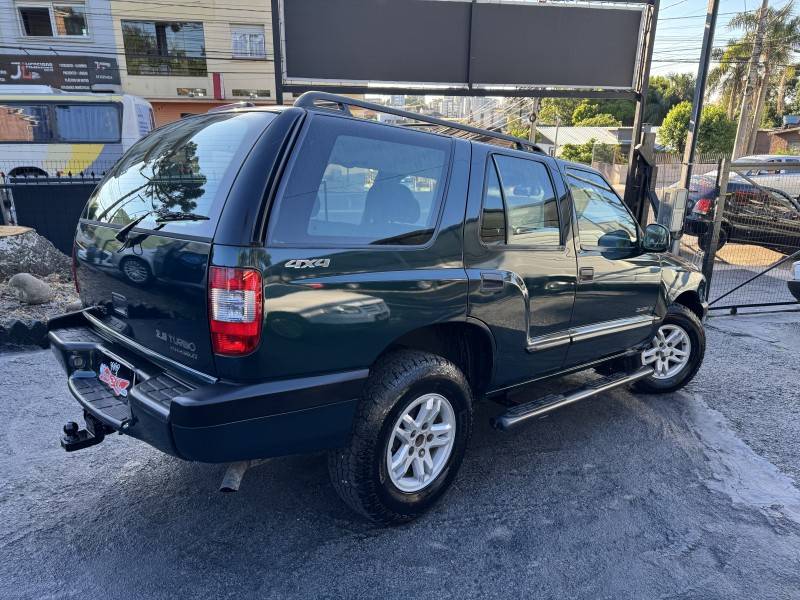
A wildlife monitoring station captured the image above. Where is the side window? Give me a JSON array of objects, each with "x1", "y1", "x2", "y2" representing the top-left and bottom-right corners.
[
  {"x1": 566, "y1": 168, "x2": 638, "y2": 249},
  {"x1": 480, "y1": 161, "x2": 505, "y2": 244},
  {"x1": 268, "y1": 116, "x2": 450, "y2": 246},
  {"x1": 493, "y1": 155, "x2": 560, "y2": 246}
]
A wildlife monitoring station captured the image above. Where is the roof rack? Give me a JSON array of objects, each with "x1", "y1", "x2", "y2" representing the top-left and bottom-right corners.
[{"x1": 293, "y1": 91, "x2": 544, "y2": 154}]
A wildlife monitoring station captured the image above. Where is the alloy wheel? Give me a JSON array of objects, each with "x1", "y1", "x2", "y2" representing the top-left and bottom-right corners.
[
  {"x1": 641, "y1": 324, "x2": 692, "y2": 379},
  {"x1": 386, "y1": 393, "x2": 456, "y2": 493}
]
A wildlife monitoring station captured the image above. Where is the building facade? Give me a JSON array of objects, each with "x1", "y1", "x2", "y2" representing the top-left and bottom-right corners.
[
  {"x1": 0, "y1": 0, "x2": 280, "y2": 124},
  {"x1": 109, "y1": 0, "x2": 278, "y2": 124}
]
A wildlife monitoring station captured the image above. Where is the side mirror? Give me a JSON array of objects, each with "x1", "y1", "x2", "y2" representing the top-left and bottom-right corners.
[{"x1": 642, "y1": 223, "x2": 671, "y2": 253}]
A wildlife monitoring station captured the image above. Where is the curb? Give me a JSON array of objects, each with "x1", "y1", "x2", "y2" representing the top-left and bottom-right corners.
[{"x1": 0, "y1": 319, "x2": 49, "y2": 350}]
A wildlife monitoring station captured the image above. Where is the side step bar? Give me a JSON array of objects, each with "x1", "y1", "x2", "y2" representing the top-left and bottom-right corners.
[{"x1": 491, "y1": 367, "x2": 654, "y2": 431}]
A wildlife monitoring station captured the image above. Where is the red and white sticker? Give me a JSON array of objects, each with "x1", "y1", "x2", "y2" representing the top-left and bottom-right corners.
[{"x1": 98, "y1": 362, "x2": 130, "y2": 397}]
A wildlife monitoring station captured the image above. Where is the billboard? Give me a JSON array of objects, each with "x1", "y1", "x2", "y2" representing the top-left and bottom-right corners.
[
  {"x1": 279, "y1": 0, "x2": 647, "y2": 93},
  {"x1": 0, "y1": 55, "x2": 121, "y2": 91}
]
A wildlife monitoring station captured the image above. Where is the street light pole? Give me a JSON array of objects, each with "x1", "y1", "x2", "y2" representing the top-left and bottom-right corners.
[{"x1": 679, "y1": 0, "x2": 720, "y2": 190}]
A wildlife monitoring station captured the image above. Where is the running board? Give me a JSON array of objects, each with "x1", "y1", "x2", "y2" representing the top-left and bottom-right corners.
[{"x1": 491, "y1": 367, "x2": 654, "y2": 431}]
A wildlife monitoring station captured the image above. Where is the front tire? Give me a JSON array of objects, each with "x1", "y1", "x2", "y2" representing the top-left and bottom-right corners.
[
  {"x1": 634, "y1": 304, "x2": 705, "y2": 394},
  {"x1": 328, "y1": 350, "x2": 473, "y2": 524}
]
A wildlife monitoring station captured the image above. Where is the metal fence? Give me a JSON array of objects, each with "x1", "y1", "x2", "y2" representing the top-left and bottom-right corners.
[
  {"x1": 0, "y1": 162, "x2": 110, "y2": 254},
  {"x1": 683, "y1": 160, "x2": 800, "y2": 313},
  {"x1": 592, "y1": 150, "x2": 799, "y2": 313}
]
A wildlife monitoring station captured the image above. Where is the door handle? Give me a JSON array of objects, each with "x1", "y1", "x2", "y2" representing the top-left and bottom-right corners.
[
  {"x1": 480, "y1": 272, "x2": 505, "y2": 292},
  {"x1": 579, "y1": 267, "x2": 594, "y2": 282}
]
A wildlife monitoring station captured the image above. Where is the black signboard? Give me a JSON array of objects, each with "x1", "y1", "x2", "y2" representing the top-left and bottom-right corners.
[{"x1": 0, "y1": 55, "x2": 121, "y2": 91}]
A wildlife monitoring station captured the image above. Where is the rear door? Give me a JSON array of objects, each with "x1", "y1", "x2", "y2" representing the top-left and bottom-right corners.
[
  {"x1": 75, "y1": 111, "x2": 276, "y2": 376},
  {"x1": 465, "y1": 149, "x2": 578, "y2": 388},
  {"x1": 562, "y1": 167, "x2": 661, "y2": 367}
]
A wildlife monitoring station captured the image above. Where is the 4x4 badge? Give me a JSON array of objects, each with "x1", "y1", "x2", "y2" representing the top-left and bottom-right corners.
[{"x1": 285, "y1": 258, "x2": 330, "y2": 269}]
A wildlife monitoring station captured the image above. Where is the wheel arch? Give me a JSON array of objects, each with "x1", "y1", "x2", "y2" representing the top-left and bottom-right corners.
[
  {"x1": 672, "y1": 289, "x2": 705, "y2": 320},
  {"x1": 375, "y1": 319, "x2": 496, "y2": 397}
]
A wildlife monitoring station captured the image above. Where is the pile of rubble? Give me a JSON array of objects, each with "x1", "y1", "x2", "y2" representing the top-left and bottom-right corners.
[{"x1": 0, "y1": 226, "x2": 80, "y2": 347}]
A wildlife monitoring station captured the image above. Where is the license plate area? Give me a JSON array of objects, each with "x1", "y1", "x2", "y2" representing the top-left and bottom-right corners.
[{"x1": 94, "y1": 351, "x2": 135, "y2": 398}]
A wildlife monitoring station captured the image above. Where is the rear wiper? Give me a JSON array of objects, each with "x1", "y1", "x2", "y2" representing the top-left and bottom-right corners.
[{"x1": 115, "y1": 209, "x2": 209, "y2": 246}]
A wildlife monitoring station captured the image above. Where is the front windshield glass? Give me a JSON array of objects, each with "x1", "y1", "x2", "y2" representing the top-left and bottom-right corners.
[{"x1": 84, "y1": 111, "x2": 274, "y2": 238}]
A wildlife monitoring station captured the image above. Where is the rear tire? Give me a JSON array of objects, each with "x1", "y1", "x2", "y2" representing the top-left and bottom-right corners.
[
  {"x1": 634, "y1": 304, "x2": 705, "y2": 394},
  {"x1": 328, "y1": 350, "x2": 473, "y2": 524},
  {"x1": 699, "y1": 227, "x2": 728, "y2": 253}
]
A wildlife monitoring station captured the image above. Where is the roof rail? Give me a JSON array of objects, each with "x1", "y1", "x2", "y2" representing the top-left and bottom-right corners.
[{"x1": 294, "y1": 91, "x2": 544, "y2": 154}]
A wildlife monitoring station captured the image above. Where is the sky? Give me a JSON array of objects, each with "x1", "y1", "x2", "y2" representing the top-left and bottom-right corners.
[{"x1": 652, "y1": 0, "x2": 797, "y2": 76}]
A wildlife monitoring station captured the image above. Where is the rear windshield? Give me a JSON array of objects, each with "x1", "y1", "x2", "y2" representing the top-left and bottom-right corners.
[{"x1": 84, "y1": 111, "x2": 274, "y2": 238}]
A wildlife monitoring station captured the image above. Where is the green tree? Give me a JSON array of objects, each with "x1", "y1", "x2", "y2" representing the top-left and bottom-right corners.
[
  {"x1": 538, "y1": 98, "x2": 582, "y2": 125},
  {"x1": 658, "y1": 101, "x2": 736, "y2": 155},
  {"x1": 560, "y1": 139, "x2": 596, "y2": 164},
  {"x1": 572, "y1": 99, "x2": 634, "y2": 126}
]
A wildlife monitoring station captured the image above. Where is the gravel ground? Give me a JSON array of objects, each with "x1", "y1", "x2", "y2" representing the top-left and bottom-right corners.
[
  {"x1": 1, "y1": 313, "x2": 800, "y2": 599},
  {"x1": 0, "y1": 273, "x2": 78, "y2": 324}
]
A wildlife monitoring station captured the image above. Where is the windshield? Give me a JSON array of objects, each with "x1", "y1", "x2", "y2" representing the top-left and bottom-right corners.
[
  {"x1": 0, "y1": 102, "x2": 121, "y2": 142},
  {"x1": 83, "y1": 111, "x2": 275, "y2": 238}
]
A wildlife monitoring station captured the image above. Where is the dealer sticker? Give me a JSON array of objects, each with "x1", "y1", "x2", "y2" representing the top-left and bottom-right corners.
[{"x1": 98, "y1": 362, "x2": 131, "y2": 397}]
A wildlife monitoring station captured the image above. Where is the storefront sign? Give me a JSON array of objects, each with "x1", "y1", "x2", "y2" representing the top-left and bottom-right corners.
[{"x1": 0, "y1": 55, "x2": 121, "y2": 91}]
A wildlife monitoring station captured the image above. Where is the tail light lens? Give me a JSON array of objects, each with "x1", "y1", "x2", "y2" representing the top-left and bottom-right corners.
[
  {"x1": 71, "y1": 243, "x2": 80, "y2": 294},
  {"x1": 693, "y1": 198, "x2": 712, "y2": 215},
  {"x1": 209, "y1": 266, "x2": 263, "y2": 356}
]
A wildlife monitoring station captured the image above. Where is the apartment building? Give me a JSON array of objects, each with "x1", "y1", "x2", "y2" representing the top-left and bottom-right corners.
[{"x1": 109, "y1": 0, "x2": 278, "y2": 124}]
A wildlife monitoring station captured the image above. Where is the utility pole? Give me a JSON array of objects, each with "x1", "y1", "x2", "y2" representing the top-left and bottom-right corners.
[
  {"x1": 528, "y1": 98, "x2": 541, "y2": 143},
  {"x1": 732, "y1": 0, "x2": 769, "y2": 159},
  {"x1": 679, "y1": 0, "x2": 720, "y2": 190}
]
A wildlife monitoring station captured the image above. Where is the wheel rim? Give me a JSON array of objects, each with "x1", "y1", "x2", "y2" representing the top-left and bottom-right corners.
[
  {"x1": 386, "y1": 393, "x2": 456, "y2": 493},
  {"x1": 641, "y1": 324, "x2": 692, "y2": 379},
  {"x1": 123, "y1": 260, "x2": 148, "y2": 283}
]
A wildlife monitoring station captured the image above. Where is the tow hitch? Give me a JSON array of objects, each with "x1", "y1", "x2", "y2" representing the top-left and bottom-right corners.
[{"x1": 60, "y1": 414, "x2": 113, "y2": 452}]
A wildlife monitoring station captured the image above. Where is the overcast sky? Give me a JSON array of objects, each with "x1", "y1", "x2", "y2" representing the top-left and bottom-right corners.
[{"x1": 652, "y1": 0, "x2": 796, "y2": 76}]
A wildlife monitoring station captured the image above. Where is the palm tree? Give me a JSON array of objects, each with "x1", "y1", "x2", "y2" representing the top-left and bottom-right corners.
[
  {"x1": 726, "y1": 2, "x2": 800, "y2": 152},
  {"x1": 707, "y1": 40, "x2": 751, "y2": 119}
]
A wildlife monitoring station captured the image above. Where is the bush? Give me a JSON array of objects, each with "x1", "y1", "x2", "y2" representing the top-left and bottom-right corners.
[{"x1": 658, "y1": 101, "x2": 736, "y2": 155}]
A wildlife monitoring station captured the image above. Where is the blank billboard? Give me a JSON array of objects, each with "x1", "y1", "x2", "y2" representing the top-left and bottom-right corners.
[{"x1": 280, "y1": 0, "x2": 647, "y2": 91}]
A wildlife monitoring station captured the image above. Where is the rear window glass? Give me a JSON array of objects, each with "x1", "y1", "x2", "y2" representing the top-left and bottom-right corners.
[
  {"x1": 268, "y1": 115, "x2": 451, "y2": 246},
  {"x1": 84, "y1": 111, "x2": 274, "y2": 238}
]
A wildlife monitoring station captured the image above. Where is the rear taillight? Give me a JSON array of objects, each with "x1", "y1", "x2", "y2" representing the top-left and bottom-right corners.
[
  {"x1": 209, "y1": 266, "x2": 263, "y2": 356},
  {"x1": 71, "y1": 243, "x2": 80, "y2": 294},
  {"x1": 693, "y1": 198, "x2": 712, "y2": 215}
]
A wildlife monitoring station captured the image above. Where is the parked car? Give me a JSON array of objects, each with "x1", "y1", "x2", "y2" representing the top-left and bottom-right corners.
[
  {"x1": 736, "y1": 154, "x2": 800, "y2": 199},
  {"x1": 49, "y1": 93, "x2": 708, "y2": 524},
  {"x1": 684, "y1": 177, "x2": 800, "y2": 255}
]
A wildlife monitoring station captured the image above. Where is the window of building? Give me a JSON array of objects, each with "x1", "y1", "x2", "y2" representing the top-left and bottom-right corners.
[
  {"x1": 268, "y1": 116, "x2": 451, "y2": 247},
  {"x1": 122, "y1": 21, "x2": 206, "y2": 76},
  {"x1": 232, "y1": 89, "x2": 271, "y2": 99},
  {"x1": 566, "y1": 168, "x2": 638, "y2": 249},
  {"x1": 484, "y1": 155, "x2": 560, "y2": 246},
  {"x1": 18, "y1": 3, "x2": 87, "y2": 37},
  {"x1": 231, "y1": 24, "x2": 266, "y2": 59}
]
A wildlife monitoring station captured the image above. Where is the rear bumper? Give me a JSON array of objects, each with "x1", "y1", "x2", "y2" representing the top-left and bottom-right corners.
[{"x1": 48, "y1": 312, "x2": 364, "y2": 462}]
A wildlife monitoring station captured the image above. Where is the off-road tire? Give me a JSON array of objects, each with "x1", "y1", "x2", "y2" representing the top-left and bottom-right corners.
[
  {"x1": 328, "y1": 350, "x2": 473, "y2": 525},
  {"x1": 634, "y1": 303, "x2": 706, "y2": 394}
]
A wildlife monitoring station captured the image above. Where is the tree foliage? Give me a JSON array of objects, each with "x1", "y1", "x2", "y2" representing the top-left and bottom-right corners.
[
  {"x1": 658, "y1": 101, "x2": 736, "y2": 155},
  {"x1": 560, "y1": 139, "x2": 596, "y2": 164},
  {"x1": 574, "y1": 113, "x2": 622, "y2": 127}
]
